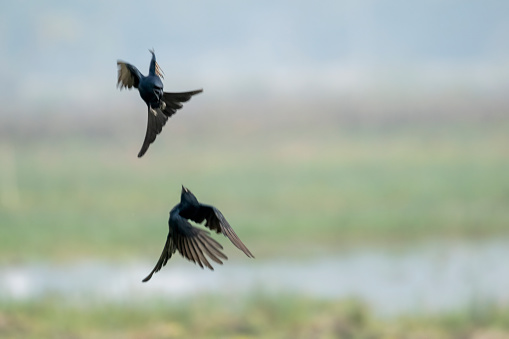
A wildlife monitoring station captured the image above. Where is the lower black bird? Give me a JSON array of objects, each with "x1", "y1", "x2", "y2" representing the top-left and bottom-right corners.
[
  {"x1": 117, "y1": 50, "x2": 202, "y2": 157},
  {"x1": 143, "y1": 186, "x2": 254, "y2": 282}
]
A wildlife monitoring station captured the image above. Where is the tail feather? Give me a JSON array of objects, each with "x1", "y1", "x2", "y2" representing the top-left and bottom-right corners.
[
  {"x1": 138, "y1": 107, "x2": 168, "y2": 158},
  {"x1": 137, "y1": 89, "x2": 203, "y2": 157}
]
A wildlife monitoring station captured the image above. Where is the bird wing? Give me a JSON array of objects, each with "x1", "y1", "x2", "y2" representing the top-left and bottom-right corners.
[
  {"x1": 161, "y1": 89, "x2": 203, "y2": 118},
  {"x1": 117, "y1": 61, "x2": 142, "y2": 89},
  {"x1": 137, "y1": 107, "x2": 168, "y2": 158},
  {"x1": 142, "y1": 233, "x2": 176, "y2": 282},
  {"x1": 186, "y1": 204, "x2": 254, "y2": 258},
  {"x1": 155, "y1": 61, "x2": 164, "y2": 79},
  {"x1": 142, "y1": 214, "x2": 228, "y2": 282}
]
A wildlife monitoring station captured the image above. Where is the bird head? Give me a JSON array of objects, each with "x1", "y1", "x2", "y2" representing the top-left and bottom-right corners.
[{"x1": 181, "y1": 185, "x2": 198, "y2": 204}]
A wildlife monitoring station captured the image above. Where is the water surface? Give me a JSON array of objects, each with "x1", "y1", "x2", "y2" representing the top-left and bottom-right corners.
[{"x1": 1, "y1": 239, "x2": 508, "y2": 316}]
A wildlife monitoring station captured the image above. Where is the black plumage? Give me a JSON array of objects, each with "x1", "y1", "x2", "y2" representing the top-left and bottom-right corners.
[
  {"x1": 143, "y1": 186, "x2": 254, "y2": 282},
  {"x1": 117, "y1": 50, "x2": 202, "y2": 157}
]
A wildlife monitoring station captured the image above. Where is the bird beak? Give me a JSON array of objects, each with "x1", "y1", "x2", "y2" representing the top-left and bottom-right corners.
[
  {"x1": 149, "y1": 48, "x2": 155, "y2": 55},
  {"x1": 182, "y1": 185, "x2": 189, "y2": 193}
]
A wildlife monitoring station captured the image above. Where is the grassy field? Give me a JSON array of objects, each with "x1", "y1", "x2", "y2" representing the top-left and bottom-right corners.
[
  {"x1": 2, "y1": 295, "x2": 509, "y2": 338},
  {"x1": 1, "y1": 117, "x2": 509, "y2": 337},
  {"x1": 1, "y1": 121, "x2": 508, "y2": 262}
]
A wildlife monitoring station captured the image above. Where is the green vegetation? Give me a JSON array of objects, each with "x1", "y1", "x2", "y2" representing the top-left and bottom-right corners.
[
  {"x1": 1, "y1": 122, "x2": 508, "y2": 262},
  {"x1": 2, "y1": 295, "x2": 509, "y2": 338},
  {"x1": 1, "y1": 120, "x2": 508, "y2": 337}
]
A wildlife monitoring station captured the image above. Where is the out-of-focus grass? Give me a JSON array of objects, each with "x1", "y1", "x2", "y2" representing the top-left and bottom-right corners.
[
  {"x1": 1, "y1": 122, "x2": 508, "y2": 262},
  {"x1": 2, "y1": 295, "x2": 509, "y2": 338}
]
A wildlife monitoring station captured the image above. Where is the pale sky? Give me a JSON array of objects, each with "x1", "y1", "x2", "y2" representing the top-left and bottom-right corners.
[{"x1": 1, "y1": 0, "x2": 508, "y2": 113}]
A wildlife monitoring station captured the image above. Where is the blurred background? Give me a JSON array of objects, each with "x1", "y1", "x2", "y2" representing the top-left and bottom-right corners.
[{"x1": 1, "y1": 0, "x2": 509, "y2": 338}]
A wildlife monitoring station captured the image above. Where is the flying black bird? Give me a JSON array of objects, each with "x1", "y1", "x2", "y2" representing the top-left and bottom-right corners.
[
  {"x1": 143, "y1": 186, "x2": 254, "y2": 282},
  {"x1": 117, "y1": 50, "x2": 203, "y2": 157}
]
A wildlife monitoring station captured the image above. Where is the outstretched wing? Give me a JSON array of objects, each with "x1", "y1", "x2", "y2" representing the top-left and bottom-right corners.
[
  {"x1": 161, "y1": 89, "x2": 203, "y2": 118},
  {"x1": 185, "y1": 204, "x2": 254, "y2": 258},
  {"x1": 137, "y1": 107, "x2": 168, "y2": 158},
  {"x1": 142, "y1": 213, "x2": 228, "y2": 282},
  {"x1": 142, "y1": 234, "x2": 176, "y2": 282},
  {"x1": 117, "y1": 61, "x2": 142, "y2": 90},
  {"x1": 155, "y1": 60, "x2": 164, "y2": 79}
]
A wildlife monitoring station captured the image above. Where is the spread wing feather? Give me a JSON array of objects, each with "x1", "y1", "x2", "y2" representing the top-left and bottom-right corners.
[
  {"x1": 161, "y1": 89, "x2": 203, "y2": 117},
  {"x1": 142, "y1": 214, "x2": 228, "y2": 282},
  {"x1": 186, "y1": 204, "x2": 254, "y2": 258},
  {"x1": 155, "y1": 61, "x2": 164, "y2": 79},
  {"x1": 117, "y1": 61, "x2": 141, "y2": 89},
  {"x1": 142, "y1": 234, "x2": 176, "y2": 282}
]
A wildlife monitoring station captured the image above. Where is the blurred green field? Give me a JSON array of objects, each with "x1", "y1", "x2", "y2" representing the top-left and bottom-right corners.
[
  {"x1": 2, "y1": 295, "x2": 509, "y2": 338},
  {"x1": 1, "y1": 120, "x2": 509, "y2": 338},
  {"x1": 1, "y1": 121, "x2": 508, "y2": 262}
]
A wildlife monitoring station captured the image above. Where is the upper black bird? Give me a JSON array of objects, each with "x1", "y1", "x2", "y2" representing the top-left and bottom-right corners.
[
  {"x1": 117, "y1": 50, "x2": 203, "y2": 157},
  {"x1": 143, "y1": 186, "x2": 254, "y2": 282}
]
